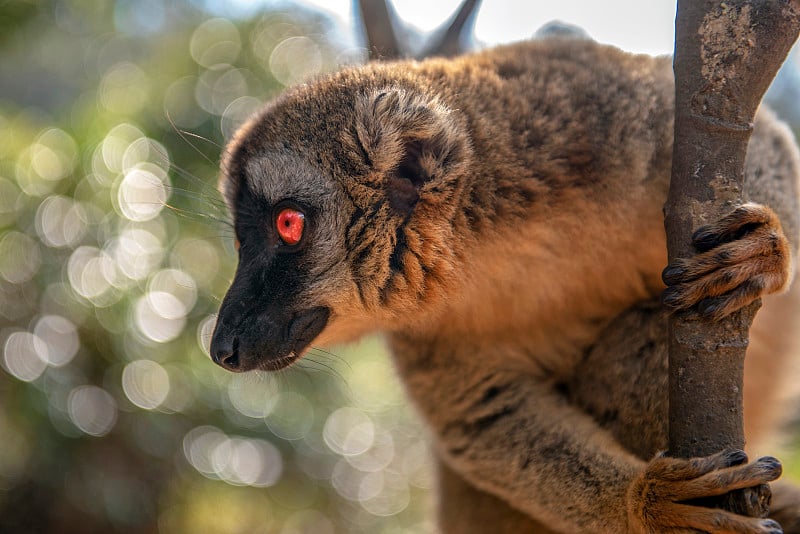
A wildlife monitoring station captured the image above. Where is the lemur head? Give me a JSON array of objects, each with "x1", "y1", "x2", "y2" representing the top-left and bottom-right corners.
[{"x1": 210, "y1": 68, "x2": 471, "y2": 371}]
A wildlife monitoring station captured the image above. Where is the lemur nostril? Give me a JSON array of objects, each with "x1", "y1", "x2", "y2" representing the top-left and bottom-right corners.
[
  {"x1": 216, "y1": 342, "x2": 240, "y2": 370},
  {"x1": 210, "y1": 329, "x2": 241, "y2": 371}
]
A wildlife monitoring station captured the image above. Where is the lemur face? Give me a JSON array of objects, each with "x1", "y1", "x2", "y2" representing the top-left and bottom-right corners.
[
  {"x1": 210, "y1": 80, "x2": 470, "y2": 372},
  {"x1": 210, "y1": 150, "x2": 345, "y2": 371}
]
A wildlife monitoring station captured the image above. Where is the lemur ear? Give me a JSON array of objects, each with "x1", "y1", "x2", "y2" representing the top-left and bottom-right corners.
[{"x1": 354, "y1": 89, "x2": 467, "y2": 214}]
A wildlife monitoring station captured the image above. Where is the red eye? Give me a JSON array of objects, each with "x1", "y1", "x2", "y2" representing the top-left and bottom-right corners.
[{"x1": 275, "y1": 208, "x2": 305, "y2": 245}]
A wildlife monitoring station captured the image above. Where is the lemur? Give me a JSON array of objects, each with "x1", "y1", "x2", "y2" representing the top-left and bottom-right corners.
[{"x1": 210, "y1": 36, "x2": 800, "y2": 533}]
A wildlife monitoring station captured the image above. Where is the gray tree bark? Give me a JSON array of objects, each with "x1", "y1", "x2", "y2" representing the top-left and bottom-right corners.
[{"x1": 666, "y1": 0, "x2": 800, "y2": 517}]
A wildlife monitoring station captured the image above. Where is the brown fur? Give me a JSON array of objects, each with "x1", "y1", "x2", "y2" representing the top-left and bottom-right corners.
[{"x1": 214, "y1": 37, "x2": 800, "y2": 533}]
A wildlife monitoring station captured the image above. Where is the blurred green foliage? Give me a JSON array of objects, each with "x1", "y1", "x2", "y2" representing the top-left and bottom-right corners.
[{"x1": 0, "y1": 1, "x2": 434, "y2": 532}]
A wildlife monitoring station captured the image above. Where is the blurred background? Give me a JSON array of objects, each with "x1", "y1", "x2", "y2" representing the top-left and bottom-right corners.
[{"x1": 1, "y1": 1, "x2": 799, "y2": 533}]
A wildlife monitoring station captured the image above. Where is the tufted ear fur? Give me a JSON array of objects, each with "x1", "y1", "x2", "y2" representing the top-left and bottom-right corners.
[{"x1": 354, "y1": 88, "x2": 468, "y2": 214}]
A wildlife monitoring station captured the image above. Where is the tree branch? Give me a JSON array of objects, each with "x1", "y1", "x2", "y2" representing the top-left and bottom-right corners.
[
  {"x1": 417, "y1": 0, "x2": 481, "y2": 59},
  {"x1": 666, "y1": 0, "x2": 800, "y2": 517},
  {"x1": 356, "y1": 0, "x2": 481, "y2": 60},
  {"x1": 356, "y1": 0, "x2": 403, "y2": 60}
]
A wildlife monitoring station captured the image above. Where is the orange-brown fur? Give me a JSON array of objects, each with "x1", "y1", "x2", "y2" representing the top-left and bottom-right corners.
[{"x1": 215, "y1": 36, "x2": 800, "y2": 533}]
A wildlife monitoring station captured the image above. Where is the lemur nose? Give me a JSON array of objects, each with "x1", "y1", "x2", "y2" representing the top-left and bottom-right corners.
[{"x1": 209, "y1": 329, "x2": 241, "y2": 371}]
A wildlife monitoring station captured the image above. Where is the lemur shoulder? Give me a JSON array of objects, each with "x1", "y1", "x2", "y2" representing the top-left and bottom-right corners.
[{"x1": 210, "y1": 36, "x2": 800, "y2": 533}]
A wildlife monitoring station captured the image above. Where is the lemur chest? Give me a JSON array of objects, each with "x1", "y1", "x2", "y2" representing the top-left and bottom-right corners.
[{"x1": 424, "y1": 208, "x2": 667, "y2": 376}]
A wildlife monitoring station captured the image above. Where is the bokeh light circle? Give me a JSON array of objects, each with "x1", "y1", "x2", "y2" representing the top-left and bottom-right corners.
[
  {"x1": 323, "y1": 407, "x2": 375, "y2": 457},
  {"x1": 227, "y1": 371, "x2": 280, "y2": 419},
  {"x1": 67, "y1": 385, "x2": 118, "y2": 437},
  {"x1": 134, "y1": 291, "x2": 187, "y2": 343},
  {"x1": 33, "y1": 315, "x2": 80, "y2": 367},
  {"x1": 108, "y1": 227, "x2": 165, "y2": 282},
  {"x1": 183, "y1": 426, "x2": 283, "y2": 488},
  {"x1": 100, "y1": 62, "x2": 149, "y2": 114},
  {"x1": 345, "y1": 430, "x2": 395, "y2": 473},
  {"x1": 221, "y1": 95, "x2": 261, "y2": 140},
  {"x1": 2, "y1": 331, "x2": 48, "y2": 382},
  {"x1": 0, "y1": 231, "x2": 42, "y2": 284},
  {"x1": 269, "y1": 36, "x2": 322, "y2": 86},
  {"x1": 190, "y1": 18, "x2": 241, "y2": 68},
  {"x1": 265, "y1": 392, "x2": 314, "y2": 441},
  {"x1": 148, "y1": 268, "x2": 197, "y2": 317},
  {"x1": 35, "y1": 195, "x2": 89, "y2": 248},
  {"x1": 67, "y1": 246, "x2": 119, "y2": 304},
  {"x1": 211, "y1": 436, "x2": 283, "y2": 487},
  {"x1": 122, "y1": 359, "x2": 170, "y2": 409},
  {"x1": 122, "y1": 137, "x2": 170, "y2": 174},
  {"x1": 196, "y1": 314, "x2": 216, "y2": 356},
  {"x1": 15, "y1": 128, "x2": 79, "y2": 196},
  {"x1": 195, "y1": 67, "x2": 250, "y2": 116},
  {"x1": 359, "y1": 470, "x2": 411, "y2": 517},
  {"x1": 117, "y1": 167, "x2": 168, "y2": 221},
  {"x1": 101, "y1": 123, "x2": 146, "y2": 174}
]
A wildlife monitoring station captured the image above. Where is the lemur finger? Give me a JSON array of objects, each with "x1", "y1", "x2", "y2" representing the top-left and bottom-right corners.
[
  {"x1": 696, "y1": 272, "x2": 787, "y2": 321},
  {"x1": 675, "y1": 503, "x2": 783, "y2": 534},
  {"x1": 662, "y1": 226, "x2": 787, "y2": 286},
  {"x1": 691, "y1": 203, "x2": 780, "y2": 253},
  {"x1": 662, "y1": 252, "x2": 788, "y2": 315},
  {"x1": 646, "y1": 449, "x2": 749, "y2": 483},
  {"x1": 645, "y1": 453, "x2": 778, "y2": 505},
  {"x1": 662, "y1": 253, "x2": 785, "y2": 311},
  {"x1": 663, "y1": 263, "x2": 759, "y2": 309},
  {"x1": 673, "y1": 456, "x2": 782, "y2": 501}
]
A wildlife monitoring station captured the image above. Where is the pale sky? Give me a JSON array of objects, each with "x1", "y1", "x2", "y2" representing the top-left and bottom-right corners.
[{"x1": 299, "y1": 0, "x2": 678, "y2": 56}]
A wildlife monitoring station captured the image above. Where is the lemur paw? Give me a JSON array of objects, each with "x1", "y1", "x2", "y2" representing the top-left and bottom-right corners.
[
  {"x1": 627, "y1": 450, "x2": 783, "y2": 534},
  {"x1": 662, "y1": 203, "x2": 792, "y2": 320}
]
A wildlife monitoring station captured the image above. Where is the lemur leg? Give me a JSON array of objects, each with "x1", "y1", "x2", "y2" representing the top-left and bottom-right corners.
[
  {"x1": 394, "y1": 333, "x2": 782, "y2": 532},
  {"x1": 437, "y1": 460, "x2": 557, "y2": 534}
]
